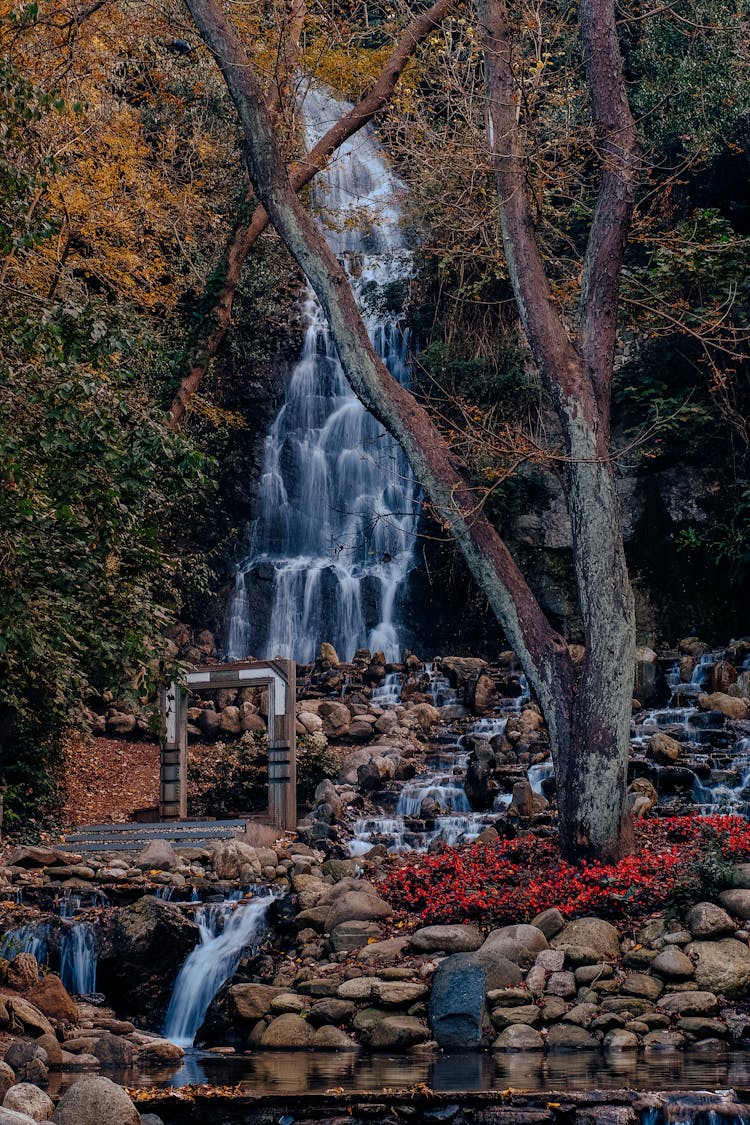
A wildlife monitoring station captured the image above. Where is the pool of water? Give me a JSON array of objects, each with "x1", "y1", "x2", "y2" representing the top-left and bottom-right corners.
[{"x1": 47, "y1": 1049, "x2": 750, "y2": 1098}]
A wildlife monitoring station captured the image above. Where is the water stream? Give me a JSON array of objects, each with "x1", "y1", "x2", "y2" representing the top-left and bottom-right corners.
[
  {"x1": 163, "y1": 892, "x2": 275, "y2": 1048},
  {"x1": 225, "y1": 86, "x2": 419, "y2": 663}
]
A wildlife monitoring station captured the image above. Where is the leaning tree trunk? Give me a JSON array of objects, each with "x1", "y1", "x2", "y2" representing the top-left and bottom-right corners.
[{"x1": 184, "y1": 0, "x2": 640, "y2": 862}]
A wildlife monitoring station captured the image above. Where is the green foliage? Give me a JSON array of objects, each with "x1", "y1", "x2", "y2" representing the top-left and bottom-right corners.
[
  {"x1": 664, "y1": 825, "x2": 737, "y2": 922},
  {"x1": 296, "y1": 732, "x2": 338, "y2": 806},
  {"x1": 188, "y1": 731, "x2": 269, "y2": 817}
]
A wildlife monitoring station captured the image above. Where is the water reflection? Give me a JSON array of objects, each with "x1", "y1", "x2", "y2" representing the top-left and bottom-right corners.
[{"x1": 111, "y1": 1049, "x2": 750, "y2": 1095}]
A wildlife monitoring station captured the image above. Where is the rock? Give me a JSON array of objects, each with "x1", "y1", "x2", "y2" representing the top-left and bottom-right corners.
[
  {"x1": 318, "y1": 642, "x2": 340, "y2": 666},
  {"x1": 678, "y1": 1017, "x2": 728, "y2": 1038},
  {"x1": 531, "y1": 909, "x2": 565, "y2": 939},
  {"x1": 553, "y1": 918, "x2": 620, "y2": 958},
  {"x1": 51, "y1": 1077, "x2": 139, "y2": 1124},
  {"x1": 229, "y1": 984, "x2": 285, "y2": 1021},
  {"x1": 621, "y1": 974, "x2": 663, "y2": 1001},
  {"x1": 240, "y1": 705, "x2": 266, "y2": 733},
  {"x1": 337, "y1": 977, "x2": 380, "y2": 1003},
  {"x1": 429, "y1": 953, "x2": 487, "y2": 1050},
  {"x1": 0, "y1": 1064, "x2": 14, "y2": 1102},
  {"x1": 24, "y1": 976, "x2": 77, "y2": 1023},
  {"x1": 719, "y1": 889, "x2": 750, "y2": 920},
  {"x1": 563, "y1": 1003, "x2": 599, "y2": 1027},
  {"x1": 329, "y1": 920, "x2": 382, "y2": 953},
  {"x1": 410, "y1": 925, "x2": 483, "y2": 954},
  {"x1": 92, "y1": 1032, "x2": 135, "y2": 1067},
  {"x1": 480, "y1": 924, "x2": 548, "y2": 968},
  {"x1": 604, "y1": 1030, "x2": 639, "y2": 1050},
  {"x1": 370, "y1": 1016, "x2": 429, "y2": 1050},
  {"x1": 105, "y1": 712, "x2": 136, "y2": 737},
  {"x1": 372, "y1": 981, "x2": 428, "y2": 1007},
  {"x1": 312, "y1": 1025, "x2": 358, "y2": 1050},
  {"x1": 634, "y1": 648, "x2": 670, "y2": 708},
  {"x1": 97, "y1": 896, "x2": 199, "y2": 1019},
  {"x1": 6, "y1": 848, "x2": 80, "y2": 869},
  {"x1": 658, "y1": 991, "x2": 719, "y2": 1016},
  {"x1": 472, "y1": 947, "x2": 524, "y2": 991},
  {"x1": 686, "y1": 902, "x2": 735, "y2": 938},
  {"x1": 648, "y1": 732, "x2": 680, "y2": 765},
  {"x1": 196, "y1": 708, "x2": 221, "y2": 739},
  {"x1": 545, "y1": 971, "x2": 577, "y2": 998},
  {"x1": 318, "y1": 701, "x2": 351, "y2": 738},
  {"x1": 325, "y1": 891, "x2": 393, "y2": 932},
  {"x1": 260, "y1": 1014, "x2": 315, "y2": 1049},
  {"x1": 7, "y1": 955, "x2": 39, "y2": 991},
  {"x1": 698, "y1": 693, "x2": 749, "y2": 720},
  {"x1": 6, "y1": 998, "x2": 54, "y2": 1037},
  {"x1": 546, "y1": 1024, "x2": 599, "y2": 1050},
  {"x1": 219, "y1": 706, "x2": 242, "y2": 736},
  {"x1": 307, "y1": 999, "x2": 356, "y2": 1027},
  {"x1": 493, "y1": 1024, "x2": 544, "y2": 1051},
  {"x1": 535, "y1": 949, "x2": 566, "y2": 972},
  {"x1": 135, "y1": 1039, "x2": 184, "y2": 1066},
  {"x1": 627, "y1": 778, "x2": 658, "y2": 812},
  {"x1": 685, "y1": 938, "x2": 750, "y2": 996},
  {"x1": 510, "y1": 780, "x2": 535, "y2": 818},
  {"x1": 357, "y1": 937, "x2": 409, "y2": 963},
  {"x1": 3, "y1": 1084, "x2": 54, "y2": 1121},
  {"x1": 408, "y1": 703, "x2": 440, "y2": 731},
  {"x1": 643, "y1": 1029, "x2": 686, "y2": 1050},
  {"x1": 651, "y1": 948, "x2": 694, "y2": 979},
  {"x1": 491, "y1": 1005, "x2": 541, "y2": 1029},
  {"x1": 208, "y1": 841, "x2": 261, "y2": 880},
  {"x1": 0, "y1": 1110, "x2": 39, "y2": 1125}
]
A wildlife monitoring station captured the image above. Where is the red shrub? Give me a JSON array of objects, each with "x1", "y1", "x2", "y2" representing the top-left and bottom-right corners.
[{"x1": 380, "y1": 816, "x2": 750, "y2": 928}]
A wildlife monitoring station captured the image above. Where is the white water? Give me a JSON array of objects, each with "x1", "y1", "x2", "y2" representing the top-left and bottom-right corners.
[
  {"x1": 225, "y1": 86, "x2": 420, "y2": 663},
  {"x1": 163, "y1": 894, "x2": 274, "y2": 1048},
  {"x1": 60, "y1": 923, "x2": 97, "y2": 994}
]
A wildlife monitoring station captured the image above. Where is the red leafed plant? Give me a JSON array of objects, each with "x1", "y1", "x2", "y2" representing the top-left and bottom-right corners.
[{"x1": 380, "y1": 816, "x2": 750, "y2": 928}]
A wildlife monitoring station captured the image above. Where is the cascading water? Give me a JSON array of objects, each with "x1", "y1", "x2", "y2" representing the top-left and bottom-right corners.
[
  {"x1": 59, "y1": 893, "x2": 100, "y2": 995},
  {"x1": 225, "y1": 85, "x2": 420, "y2": 664},
  {"x1": 163, "y1": 893, "x2": 274, "y2": 1048},
  {"x1": 0, "y1": 923, "x2": 49, "y2": 964}
]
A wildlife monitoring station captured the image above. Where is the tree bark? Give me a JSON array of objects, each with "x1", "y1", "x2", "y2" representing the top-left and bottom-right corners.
[
  {"x1": 478, "y1": 0, "x2": 638, "y2": 860},
  {"x1": 169, "y1": 0, "x2": 457, "y2": 429},
  {"x1": 183, "y1": 0, "x2": 641, "y2": 861}
]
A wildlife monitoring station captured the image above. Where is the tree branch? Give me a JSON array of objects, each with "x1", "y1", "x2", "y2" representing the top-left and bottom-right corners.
[
  {"x1": 169, "y1": 0, "x2": 458, "y2": 429},
  {"x1": 181, "y1": 0, "x2": 573, "y2": 718}
]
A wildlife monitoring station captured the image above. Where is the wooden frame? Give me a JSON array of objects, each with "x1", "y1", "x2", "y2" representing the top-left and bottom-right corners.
[{"x1": 160, "y1": 659, "x2": 297, "y2": 829}]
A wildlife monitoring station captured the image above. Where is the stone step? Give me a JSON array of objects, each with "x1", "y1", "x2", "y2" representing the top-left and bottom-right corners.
[
  {"x1": 58, "y1": 819, "x2": 247, "y2": 854},
  {"x1": 65, "y1": 819, "x2": 245, "y2": 838}
]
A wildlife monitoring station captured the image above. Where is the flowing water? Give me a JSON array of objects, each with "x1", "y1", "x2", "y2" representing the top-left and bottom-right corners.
[
  {"x1": 225, "y1": 86, "x2": 419, "y2": 664},
  {"x1": 163, "y1": 892, "x2": 274, "y2": 1048}
]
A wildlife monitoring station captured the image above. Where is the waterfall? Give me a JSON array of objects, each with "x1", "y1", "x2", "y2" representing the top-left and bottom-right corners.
[
  {"x1": 0, "y1": 923, "x2": 49, "y2": 964},
  {"x1": 59, "y1": 894, "x2": 98, "y2": 995},
  {"x1": 163, "y1": 894, "x2": 273, "y2": 1048},
  {"x1": 225, "y1": 85, "x2": 420, "y2": 664}
]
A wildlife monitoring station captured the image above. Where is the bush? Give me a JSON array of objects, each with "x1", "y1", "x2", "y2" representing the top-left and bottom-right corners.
[
  {"x1": 296, "y1": 732, "x2": 338, "y2": 807},
  {"x1": 380, "y1": 816, "x2": 750, "y2": 930},
  {"x1": 188, "y1": 731, "x2": 268, "y2": 817}
]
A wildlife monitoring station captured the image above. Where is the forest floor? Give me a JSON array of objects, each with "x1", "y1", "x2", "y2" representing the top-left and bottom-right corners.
[{"x1": 61, "y1": 734, "x2": 160, "y2": 826}]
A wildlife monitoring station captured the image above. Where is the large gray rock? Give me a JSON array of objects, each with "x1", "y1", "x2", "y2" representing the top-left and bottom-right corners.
[
  {"x1": 325, "y1": 891, "x2": 393, "y2": 932},
  {"x1": 370, "y1": 1016, "x2": 429, "y2": 1050},
  {"x1": 51, "y1": 1078, "x2": 139, "y2": 1125},
  {"x1": 260, "y1": 1014, "x2": 315, "y2": 1048},
  {"x1": 492, "y1": 1024, "x2": 544, "y2": 1051},
  {"x1": 410, "y1": 925, "x2": 483, "y2": 954},
  {"x1": 135, "y1": 839, "x2": 177, "y2": 872},
  {"x1": 718, "y1": 889, "x2": 750, "y2": 920},
  {"x1": 0, "y1": 1064, "x2": 14, "y2": 1103},
  {"x1": 546, "y1": 1024, "x2": 599, "y2": 1050},
  {"x1": 552, "y1": 917, "x2": 620, "y2": 958},
  {"x1": 429, "y1": 953, "x2": 487, "y2": 1050},
  {"x1": 480, "y1": 924, "x2": 548, "y2": 968},
  {"x1": 3, "y1": 1084, "x2": 54, "y2": 1121},
  {"x1": 472, "y1": 947, "x2": 524, "y2": 990},
  {"x1": 651, "y1": 948, "x2": 694, "y2": 979},
  {"x1": 658, "y1": 991, "x2": 719, "y2": 1016},
  {"x1": 685, "y1": 939, "x2": 750, "y2": 996},
  {"x1": 97, "y1": 897, "x2": 200, "y2": 1020},
  {"x1": 0, "y1": 1110, "x2": 38, "y2": 1125},
  {"x1": 686, "y1": 902, "x2": 735, "y2": 938}
]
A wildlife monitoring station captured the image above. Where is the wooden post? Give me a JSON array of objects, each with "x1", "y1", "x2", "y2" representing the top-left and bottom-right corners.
[
  {"x1": 267, "y1": 659, "x2": 297, "y2": 830},
  {"x1": 160, "y1": 681, "x2": 187, "y2": 820}
]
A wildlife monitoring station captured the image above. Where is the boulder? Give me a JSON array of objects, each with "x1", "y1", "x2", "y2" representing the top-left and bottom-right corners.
[
  {"x1": 648, "y1": 733, "x2": 680, "y2": 765},
  {"x1": 7, "y1": 956, "x2": 39, "y2": 992},
  {"x1": 97, "y1": 896, "x2": 200, "y2": 1019},
  {"x1": 229, "y1": 984, "x2": 285, "y2": 1021},
  {"x1": 0, "y1": 1063, "x2": 14, "y2": 1102},
  {"x1": 92, "y1": 1032, "x2": 135, "y2": 1068},
  {"x1": 372, "y1": 980, "x2": 428, "y2": 1007},
  {"x1": 428, "y1": 953, "x2": 487, "y2": 1050},
  {"x1": 658, "y1": 991, "x2": 719, "y2": 1016},
  {"x1": 480, "y1": 924, "x2": 548, "y2": 968},
  {"x1": 3, "y1": 1084, "x2": 54, "y2": 1121},
  {"x1": 697, "y1": 693, "x2": 750, "y2": 721},
  {"x1": 492, "y1": 1024, "x2": 544, "y2": 1051},
  {"x1": 208, "y1": 841, "x2": 262, "y2": 880},
  {"x1": 329, "y1": 921, "x2": 382, "y2": 953},
  {"x1": 196, "y1": 708, "x2": 221, "y2": 739},
  {"x1": 260, "y1": 1014, "x2": 315, "y2": 1049},
  {"x1": 634, "y1": 648, "x2": 670, "y2": 708},
  {"x1": 531, "y1": 909, "x2": 565, "y2": 939},
  {"x1": 546, "y1": 1024, "x2": 599, "y2": 1050},
  {"x1": 471, "y1": 948, "x2": 524, "y2": 991},
  {"x1": 325, "y1": 891, "x2": 393, "y2": 932},
  {"x1": 621, "y1": 974, "x2": 663, "y2": 1001},
  {"x1": 651, "y1": 948, "x2": 694, "y2": 980},
  {"x1": 135, "y1": 1039, "x2": 184, "y2": 1066},
  {"x1": 552, "y1": 917, "x2": 620, "y2": 958},
  {"x1": 0, "y1": 1110, "x2": 39, "y2": 1125},
  {"x1": 686, "y1": 902, "x2": 735, "y2": 939},
  {"x1": 306, "y1": 999, "x2": 356, "y2": 1028},
  {"x1": 51, "y1": 1077, "x2": 139, "y2": 1124},
  {"x1": 685, "y1": 939, "x2": 750, "y2": 996},
  {"x1": 219, "y1": 706, "x2": 242, "y2": 736},
  {"x1": 718, "y1": 889, "x2": 750, "y2": 920},
  {"x1": 24, "y1": 976, "x2": 78, "y2": 1024},
  {"x1": 410, "y1": 925, "x2": 483, "y2": 955},
  {"x1": 318, "y1": 701, "x2": 351, "y2": 738},
  {"x1": 5, "y1": 848, "x2": 77, "y2": 869},
  {"x1": 312, "y1": 1025, "x2": 358, "y2": 1051},
  {"x1": 6, "y1": 998, "x2": 54, "y2": 1037},
  {"x1": 370, "y1": 1016, "x2": 429, "y2": 1050}
]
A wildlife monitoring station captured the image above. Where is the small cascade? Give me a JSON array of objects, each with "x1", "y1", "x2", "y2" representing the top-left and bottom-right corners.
[
  {"x1": 528, "y1": 760, "x2": 555, "y2": 795},
  {"x1": 640, "y1": 1091, "x2": 750, "y2": 1125},
  {"x1": 59, "y1": 893, "x2": 101, "y2": 996},
  {"x1": 424, "y1": 664, "x2": 459, "y2": 709},
  {"x1": 0, "y1": 922, "x2": 50, "y2": 964},
  {"x1": 371, "y1": 672, "x2": 403, "y2": 707},
  {"x1": 224, "y1": 85, "x2": 419, "y2": 664},
  {"x1": 693, "y1": 737, "x2": 750, "y2": 815},
  {"x1": 163, "y1": 892, "x2": 274, "y2": 1048}
]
